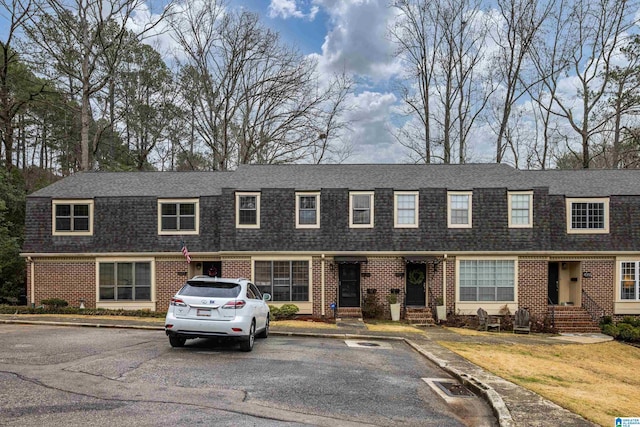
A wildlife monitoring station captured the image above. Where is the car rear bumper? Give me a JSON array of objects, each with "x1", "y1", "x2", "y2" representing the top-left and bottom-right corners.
[{"x1": 165, "y1": 312, "x2": 252, "y2": 339}]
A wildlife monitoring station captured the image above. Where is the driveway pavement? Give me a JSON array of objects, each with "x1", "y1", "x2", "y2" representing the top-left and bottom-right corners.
[{"x1": 0, "y1": 314, "x2": 606, "y2": 426}]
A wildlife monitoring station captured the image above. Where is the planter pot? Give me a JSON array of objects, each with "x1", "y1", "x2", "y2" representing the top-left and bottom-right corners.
[
  {"x1": 436, "y1": 305, "x2": 446, "y2": 322},
  {"x1": 390, "y1": 303, "x2": 401, "y2": 321}
]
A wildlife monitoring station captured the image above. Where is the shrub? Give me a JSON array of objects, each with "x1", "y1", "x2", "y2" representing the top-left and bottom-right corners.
[
  {"x1": 617, "y1": 323, "x2": 640, "y2": 342},
  {"x1": 40, "y1": 298, "x2": 68, "y2": 309},
  {"x1": 621, "y1": 316, "x2": 640, "y2": 328},
  {"x1": 601, "y1": 323, "x2": 619, "y2": 338},
  {"x1": 362, "y1": 293, "x2": 384, "y2": 319},
  {"x1": 269, "y1": 304, "x2": 299, "y2": 320},
  {"x1": 601, "y1": 318, "x2": 640, "y2": 343}
]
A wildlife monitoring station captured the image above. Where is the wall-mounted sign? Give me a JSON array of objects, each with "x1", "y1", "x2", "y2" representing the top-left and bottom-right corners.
[{"x1": 582, "y1": 272, "x2": 592, "y2": 278}]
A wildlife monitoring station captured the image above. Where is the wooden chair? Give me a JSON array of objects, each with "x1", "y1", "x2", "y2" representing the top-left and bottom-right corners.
[
  {"x1": 513, "y1": 308, "x2": 531, "y2": 334},
  {"x1": 477, "y1": 308, "x2": 500, "y2": 332}
]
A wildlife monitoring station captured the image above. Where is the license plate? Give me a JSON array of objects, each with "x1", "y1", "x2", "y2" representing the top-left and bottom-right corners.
[{"x1": 197, "y1": 308, "x2": 211, "y2": 316}]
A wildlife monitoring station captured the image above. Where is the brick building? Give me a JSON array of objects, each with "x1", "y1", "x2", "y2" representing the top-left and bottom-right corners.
[{"x1": 21, "y1": 164, "x2": 640, "y2": 331}]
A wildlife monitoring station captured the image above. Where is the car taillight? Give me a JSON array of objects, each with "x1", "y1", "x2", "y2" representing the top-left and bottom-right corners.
[
  {"x1": 170, "y1": 297, "x2": 187, "y2": 307},
  {"x1": 222, "y1": 300, "x2": 246, "y2": 309}
]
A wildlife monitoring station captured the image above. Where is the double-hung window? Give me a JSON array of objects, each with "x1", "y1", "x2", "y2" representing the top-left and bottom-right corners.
[
  {"x1": 236, "y1": 192, "x2": 260, "y2": 228},
  {"x1": 508, "y1": 192, "x2": 532, "y2": 228},
  {"x1": 158, "y1": 199, "x2": 199, "y2": 235},
  {"x1": 394, "y1": 191, "x2": 419, "y2": 228},
  {"x1": 52, "y1": 200, "x2": 94, "y2": 236},
  {"x1": 459, "y1": 259, "x2": 515, "y2": 302},
  {"x1": 621, "y1": 261, "x2": 640, "y2": 301},
  {"x1": 99, "y1": 261, "x2": 151, "y2": 301},
  {"x1": 349, "y1": 191, "x2": 374, "y2": 228},
  {"x1": 254, "y1": 260, "x2": 309, "y2": 302},
  {"x1": 296, "y1": 192, "x2": 320, "y2": 228},
  {"x1": 566, "y1": 198, "x2": 609, "y2": 234},
  {"x1": 448, "y1": 191, "x2": 472, "y2": 228}
]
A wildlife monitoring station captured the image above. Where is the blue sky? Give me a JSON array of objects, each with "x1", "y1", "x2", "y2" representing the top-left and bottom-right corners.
[{"x1": 225, "y1": 0, "x2": 410, "y2": 163}]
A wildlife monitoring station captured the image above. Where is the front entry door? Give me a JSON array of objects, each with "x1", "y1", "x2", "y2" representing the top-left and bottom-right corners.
[
  {"x1": 202, "y1": 261, "x2": 222, "y2": 277},
  {"x1": 548, "y1": 262, "x2": 559, "y2": 305},
  {"x1": 339, "y1": 264, "x2": 361, "y2": 307},
  {"x1": 406, "y1": 263, "x2": 426, "y2": 306}
]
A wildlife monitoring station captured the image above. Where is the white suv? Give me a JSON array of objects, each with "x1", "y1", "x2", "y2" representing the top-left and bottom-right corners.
[{"x1": 165, "y1": 276, "x2": 271, "y2": 352}]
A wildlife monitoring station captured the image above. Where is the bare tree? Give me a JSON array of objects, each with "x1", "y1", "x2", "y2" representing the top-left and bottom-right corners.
[
  {"x1": 0, "y1": 0, "x2": 45, "y2": 170},
  {"x1": 391, "y1": 0, "x2": 491, "y2": 164},
  {"x1": 531, "y1": 0, "x2": 637, "y2": 168},
  {"x1": 24, "y1": 0, "x2": 172, "y2": 171},
  {"x1": 169, "y1": 1, "x2": 351, "y2": 169},
  {"x1": 488, "y1": 0, "x2": 554, "y2": 163},
  {"x1": 389, "y1": 0, "x2": 441, "y2": 163}
]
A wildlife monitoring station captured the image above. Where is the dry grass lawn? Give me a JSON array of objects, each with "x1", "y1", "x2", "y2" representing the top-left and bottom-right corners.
[
  {"x1": 363, "y1": 322, "x2": 425, "y2": 333},
  {"x1": 438, "y1": 338, "x2": 640, "y2": 426},
  {"x1": 271, "y1": 319, "x2": 337, "y2": 329}
]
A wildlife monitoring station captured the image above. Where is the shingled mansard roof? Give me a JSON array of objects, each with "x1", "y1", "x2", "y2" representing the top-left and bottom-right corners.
[{"x1": 28, "y1": 163, "x2": 640, "y2": 198}]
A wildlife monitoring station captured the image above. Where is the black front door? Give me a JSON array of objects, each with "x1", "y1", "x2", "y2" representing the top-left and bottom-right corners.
[
  {"x1": 548, "y1": 262, "x2": 559, "y2": 305},
  {"x1": 202, "y1": 261, "x2": 222, "y2": 277},
  {"x1": 339, "y1": 263, "x2": 361, "y2": 307},
  {"x1": 406, "y1": 263, "x2": 426, "y2": 306}
]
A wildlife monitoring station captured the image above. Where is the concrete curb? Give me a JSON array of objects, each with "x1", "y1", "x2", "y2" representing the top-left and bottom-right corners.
[
  {"x1": 1, "y1": 319, "x2": 513, "y2": 425},
  {"x1": 403, "y1": 339, "x2": 514, "y2": 427},
  {"x1": 0, "y1": 319, "x2": 164, "y2": 331}
]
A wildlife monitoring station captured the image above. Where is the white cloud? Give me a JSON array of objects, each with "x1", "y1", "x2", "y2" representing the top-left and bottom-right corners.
[
  {"x1": 342, "y1": 91, "x2": 407, "y2": 163},
  {"x1": 268, "y1": 0, "x2": 318, "y2": 20},
  {"x1": 312, "y1": 0, "x2": 401, "y2": 81}
]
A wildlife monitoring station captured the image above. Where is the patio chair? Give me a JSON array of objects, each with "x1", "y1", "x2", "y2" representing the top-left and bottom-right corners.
[
  {"x1": 513, "y1": 308, "x2": 531, "y2": 334},
  {"x1": 477, "y1": 307, "x2": 500, "y2": 332}
]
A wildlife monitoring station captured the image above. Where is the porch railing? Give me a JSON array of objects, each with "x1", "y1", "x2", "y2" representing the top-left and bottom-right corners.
[
  {"x1": 581, "y1": 290, "x2": 605, "y2": 323},
  {"x1": 547, "y1": 297, "x2": 555, "y2": 327}
]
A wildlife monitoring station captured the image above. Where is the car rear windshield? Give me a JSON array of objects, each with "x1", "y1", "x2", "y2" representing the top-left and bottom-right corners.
[{"x1": 179, "y1": 281, "x2": 241, "y2": 298}]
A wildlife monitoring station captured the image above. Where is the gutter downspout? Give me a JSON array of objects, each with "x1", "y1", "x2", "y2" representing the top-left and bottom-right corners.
[
  {"x1": 29, "y1": 257, "x2": 35, "y2": 307},
  {"x1": 442, "y1": 254, "x2": 447, "y2": 312},
  {"x1": 321, "y1": 254, "x2": 325, "y2": 317}
]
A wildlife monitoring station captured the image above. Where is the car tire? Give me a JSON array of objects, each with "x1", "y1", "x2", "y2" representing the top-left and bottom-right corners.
[
  {"x1": 239, "y1": 321, "x2": 255, "y2": 352},
  {"x1": 256, "y1": 316, "x2": 269, "y2": 339},
  {"x1": 169, "y1": 336, "x2": 186, "y2": 348}
]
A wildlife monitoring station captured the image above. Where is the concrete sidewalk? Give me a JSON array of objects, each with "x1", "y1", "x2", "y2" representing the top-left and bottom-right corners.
[{"x1": 0, "y1": 313, "x2": 605, "y2": 426}]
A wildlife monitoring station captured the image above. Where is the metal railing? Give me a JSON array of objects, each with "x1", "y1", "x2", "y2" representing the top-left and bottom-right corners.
[
  {"x1": 581, "y1": 290, "x2": 605, "y2": 322},
  {"x1": 547, "y1": 297, "x2": 555, "y2": 327}
]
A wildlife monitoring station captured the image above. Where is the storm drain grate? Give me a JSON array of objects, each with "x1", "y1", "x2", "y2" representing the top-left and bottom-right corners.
[
  {"x1": 434, "y1": 381, "x2": 475, "y2": 397},
  {"x1": 344, "y1": 340, "x2": 393, "y2": 349}
]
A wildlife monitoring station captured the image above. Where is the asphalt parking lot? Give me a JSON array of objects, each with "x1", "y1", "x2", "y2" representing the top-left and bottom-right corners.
[{"x1": 0, "y1": 324, "x2": 495, "y2": 426}]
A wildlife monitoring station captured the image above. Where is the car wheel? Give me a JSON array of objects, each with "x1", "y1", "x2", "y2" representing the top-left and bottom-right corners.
[
  {"x1": 169, "y1": 336, "x2": 186, "y2": 348},
  {"x1": 239, "y1": 321, "x2": 255, "y2": 352},
  {"x1": 257, "y1": 316, "x2": 269, "y2": 339}
]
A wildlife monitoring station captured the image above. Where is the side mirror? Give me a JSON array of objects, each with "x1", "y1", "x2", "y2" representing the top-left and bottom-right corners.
[{"x1": 263, "y1": 293, "x2": 272, "y2": 301}]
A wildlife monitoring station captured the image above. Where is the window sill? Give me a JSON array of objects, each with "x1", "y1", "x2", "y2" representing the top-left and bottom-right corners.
[
  {"x1": 97, "y1": 301, "x2": 156, "y2": 311},
  {"x1": 614, "y1": 301, "x2": 640, "y2": 315},
  {"x1": 456, "y1": 302, "x2": 517, "y2": 316}
]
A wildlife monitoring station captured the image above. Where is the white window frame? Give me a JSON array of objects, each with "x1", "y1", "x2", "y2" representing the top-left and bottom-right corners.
[
  {"x1": 447, "y1": 191, "x2": 472, "y2": 228},
  {"x1": 455, "y1": 256, "x2": 518, "y2": 315},
  {"x1": 349, "y1": 191, "x2": 374, "y2": 228},
  {"x1": 236, "y1": 192, "x2": 261, "y2": 229},
  {"x1": 157, "y1": 198, "x2": 199, "y2": 235},
  {"x1": 394, "y1": 191, "x2": 419, "y2": 228},
  {"x1": 251, "y1": 255, "x2": 313, "y2": 315},
  {"x1": 566, "y1": 197, "x2": 609, "y2": 234},
  {"x1": 295, "y1": 192, "x2": 320, "y2": 229},
  {"x1": 508, "y1": 191, "x2": 533, "y2": 228},
  {"x1": 95, "y1": 257, "x2": 155, "y2": 311},
  {"x1": 52, "y1": 199, "x2": 94, "y2": 236},
  {"x1": 620, "y1": 261, "x2": 639, "y2": 301}
]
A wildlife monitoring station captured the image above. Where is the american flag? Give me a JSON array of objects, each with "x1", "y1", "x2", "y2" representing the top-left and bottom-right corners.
[{"x1": 181, "y1": 241, "x2": 191, "y2": 263}]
